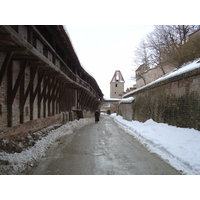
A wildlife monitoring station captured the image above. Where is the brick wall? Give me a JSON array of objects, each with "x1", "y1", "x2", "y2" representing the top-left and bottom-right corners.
[
  {"x1": 0, "y1": 113, "x2": 63, "y2": 140},
  {"x1": 122, "y1": 67, "x2": 200, "y2": 130}
]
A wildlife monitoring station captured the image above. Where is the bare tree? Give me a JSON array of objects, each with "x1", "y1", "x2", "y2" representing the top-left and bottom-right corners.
[
  {"x1": 147, "y1": 26, "x2": 169, "y2": 74},
  {"x1": 146, "y1": 25, "x2": 200, "y2": 72},
  {"x1": 133, "y1": 25, "x2": 200, "y2": 79},
  {"x1": 134, "y1": 39, "x2": 151, "y2": 69}
]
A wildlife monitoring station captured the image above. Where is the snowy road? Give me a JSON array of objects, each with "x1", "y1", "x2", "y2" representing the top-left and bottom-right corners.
[{"x1": 24, "y1": 116, "x2": 180, "y2": 175}]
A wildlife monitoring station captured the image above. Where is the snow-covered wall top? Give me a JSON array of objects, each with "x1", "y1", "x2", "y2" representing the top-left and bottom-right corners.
[
  {"x1": 124, "y1": 59, "x2": 200, "y2": 98},
  {"x1": 119, "y1": 97, "x2": 135, "y2": 104}
]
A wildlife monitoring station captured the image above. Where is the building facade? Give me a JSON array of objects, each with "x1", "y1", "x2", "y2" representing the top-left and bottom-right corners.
[{"x1": 110, "y1": 70, "x2": 125, "y2": 98}]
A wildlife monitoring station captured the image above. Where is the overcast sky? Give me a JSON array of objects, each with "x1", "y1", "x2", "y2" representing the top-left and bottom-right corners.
[
  {"x1": 66, "y1": 25, "x2": 153, "y2": 97},
  {"x1": 4, "y1": 0, "x2": 197, "y2": 98}
]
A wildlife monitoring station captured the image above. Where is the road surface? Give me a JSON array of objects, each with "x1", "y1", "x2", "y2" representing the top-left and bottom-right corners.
[{"x1": 24, "y1": 115, "x2": 181, "y2": 175}]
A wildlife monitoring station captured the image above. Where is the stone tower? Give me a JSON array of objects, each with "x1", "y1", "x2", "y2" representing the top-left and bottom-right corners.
[{"x1": 110, "y1": 70, "x2": 125, "y2": 98}]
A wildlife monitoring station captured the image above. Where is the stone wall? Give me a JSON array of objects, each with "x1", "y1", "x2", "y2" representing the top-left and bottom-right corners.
[
  {"x1": 121, "y1": 67, "x2": 200, "y2": 130},
  {"x1": 110, "y1": 82, "x2": 124, "y2": 98},
  {"x1": 136, "y1": 65, "x2": 176, "y2": 88},
  {"x1": 118, "y1": 103, "x2": 133, "y2": 121}
]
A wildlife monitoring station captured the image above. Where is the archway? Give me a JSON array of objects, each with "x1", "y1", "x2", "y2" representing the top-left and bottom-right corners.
[{"x1": 99, "y1": 102, "x2": 119, "y2": 115}]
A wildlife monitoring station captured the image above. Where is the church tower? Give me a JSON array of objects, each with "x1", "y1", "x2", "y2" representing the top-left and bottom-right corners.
[{"x1": 110, "y1": 70, "x2": 125, "y2": 98}]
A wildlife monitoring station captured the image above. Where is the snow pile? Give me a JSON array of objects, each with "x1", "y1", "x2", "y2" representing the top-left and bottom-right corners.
[
  {"x1": 111, "y1": 114, "x2": 200, "y2": 175},
  {"x1": 0, "y1": 118, "x2": 93, "y2": 174},
  {"x1": 119, "y1": 97, "x2": 135, "y2": 104},
  {"x1": 124, "y1": 58, "x2": 200, "y2": 98}
]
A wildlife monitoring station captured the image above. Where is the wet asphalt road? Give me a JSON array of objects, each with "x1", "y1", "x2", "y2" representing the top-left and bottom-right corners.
[{"x1": 25, "y1": 115, "x2": 181, "y2": 175}]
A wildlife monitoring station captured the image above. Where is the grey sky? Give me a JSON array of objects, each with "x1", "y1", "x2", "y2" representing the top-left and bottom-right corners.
[{"x1": 67, "y1": 25, "x2": 153, "y2": 97}]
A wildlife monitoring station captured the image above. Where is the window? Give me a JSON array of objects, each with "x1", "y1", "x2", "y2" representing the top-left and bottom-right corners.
[{"x1": 115, "y1": 84, "x2": 117, "y2": 87}]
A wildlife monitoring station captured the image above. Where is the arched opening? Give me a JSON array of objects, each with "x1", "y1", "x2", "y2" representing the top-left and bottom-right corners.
[{"x1": 100, "y1": 102, "x2": 118, "y2": 115}]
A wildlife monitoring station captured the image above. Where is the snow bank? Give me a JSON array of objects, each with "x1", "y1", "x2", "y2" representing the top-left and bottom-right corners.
[
  {"x1": 111, "y1": 114, "x2": 200, "y2": 175},
  {"x1": 0, "y1": 118, "x2": 93, "y2": 174}
]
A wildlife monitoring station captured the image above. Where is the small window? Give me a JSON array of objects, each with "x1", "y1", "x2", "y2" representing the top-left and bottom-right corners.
[{"x1": 115, "y1": 84, "x2": 117, "y2": 87}]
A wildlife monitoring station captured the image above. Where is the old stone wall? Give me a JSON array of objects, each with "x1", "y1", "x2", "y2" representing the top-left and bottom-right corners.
[
  {"x1": 136, "y1": 65, "x2": 176, "y2": 88},
  {"x1": 118, "y1": 103, "x2": 133, "y2": 121},
  {"x1": 122, "y1": 67, "x2": 200, "y2": 130},
  {"x1": 110, "y1": 82, "x2": 124, "y2": 98}
]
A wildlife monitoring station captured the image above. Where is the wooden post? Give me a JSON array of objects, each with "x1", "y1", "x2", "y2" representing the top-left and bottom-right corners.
[
  {"x1": 7, "y1": 61, "x2": 13, "y2": 127},
  {"x1": 20, "y1": 67, "x2": 25, "y2": 123},
  {"x1": 29, "y1": 67, "x2": 38, "y2": 120}
]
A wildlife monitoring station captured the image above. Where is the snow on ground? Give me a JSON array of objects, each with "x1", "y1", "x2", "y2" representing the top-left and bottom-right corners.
[
  {"x1": 0, "y1": 118, "x2": 93, "y2": 174},
  {"x1": 111, "y1": 113, "x2": 200, "y2": 175},
  {"x1": 1, "y1": 113, "x2": 200, "y2": 175}
]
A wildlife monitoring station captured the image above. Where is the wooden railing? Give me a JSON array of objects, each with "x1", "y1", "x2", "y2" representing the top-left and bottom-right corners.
[{"x1": 9, "y1": 25, "x2": 100, "y2": 99}]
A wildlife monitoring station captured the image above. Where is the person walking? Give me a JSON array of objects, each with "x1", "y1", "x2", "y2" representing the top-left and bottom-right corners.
[{"x1": 94, "y1": 110, "x2": 100, "y2": 123}]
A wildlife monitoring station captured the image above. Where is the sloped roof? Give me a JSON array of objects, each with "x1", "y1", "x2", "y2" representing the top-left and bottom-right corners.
[{"x1": 110, "y1": 70, "x2": 125, "y2": 83}]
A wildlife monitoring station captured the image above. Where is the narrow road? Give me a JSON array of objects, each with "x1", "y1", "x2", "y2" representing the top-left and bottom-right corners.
[{"x1": 25, "y1": 115, "x2": 181, "y2": 175}]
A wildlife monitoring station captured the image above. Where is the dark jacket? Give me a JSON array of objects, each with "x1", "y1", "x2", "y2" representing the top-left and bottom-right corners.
[{"x1": 95, "y1": 111, "x2": 99, "y2": 122}]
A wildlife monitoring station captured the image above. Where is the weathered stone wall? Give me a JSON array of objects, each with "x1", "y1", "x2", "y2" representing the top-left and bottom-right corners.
[
  {"x1": 110, "y1": 82, "x2": 124, "y2": 98},
  {"x1": 118, "y1": 103, "x2": 133, "y2": 121},
  {"x1": 123, "y1": 67, "x2": 200, "y2": 130},
  {"x1": 136, "y1": 65, "x2": 176, "y2": 88}
]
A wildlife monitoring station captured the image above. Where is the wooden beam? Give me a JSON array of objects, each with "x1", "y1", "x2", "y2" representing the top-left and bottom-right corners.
[
  {"x1": 29, "y1": 67, "x2": 38, "y2": 120},
  {"x1": 37, "y1": 71, "x2": 43, "y2": 118},
  {"x1": 53, "y1": 81, "x2": 63, "y2": 114},
  {"x1": 0, "y1": 33, "x2": 11, "y2": 40},
  {"x1": 7, "y1": 61, "x2": 13, "y2": 127},
  {"x1": 23, "y1": 66, "x2": 38, "y2": 106},
  {"x1": 46, "y1": 77, "x2": 56, "y2": 116},
  {"x1": 0, "y1": 52, "x2": 13, "y2": 86},
  {"x1": 0, "y1": 46, "x2": 27, "y2": 53},
  {"x1": 10, "y1": 61, "x2": 27, "y2": 105},
  {"x1": 12, "y1": 55, "x2": 39, "y2": 61},
  {"x1": 19, "y1": 67, "x2": 25, "y2": 123}
]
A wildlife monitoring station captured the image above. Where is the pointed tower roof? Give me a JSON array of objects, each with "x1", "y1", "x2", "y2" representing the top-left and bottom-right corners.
[{"x1": 110, "y1": 70, "x2": 125, "y2": 83}]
